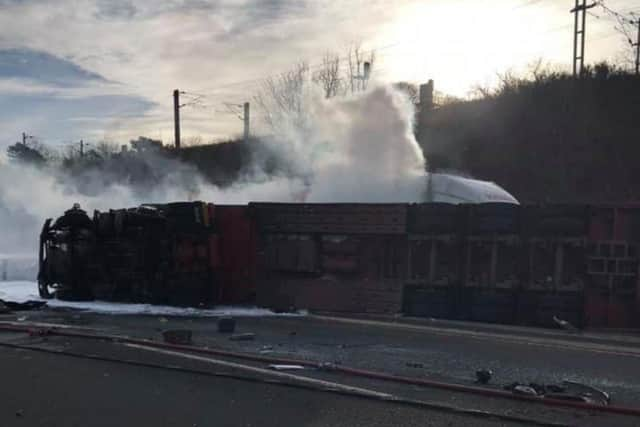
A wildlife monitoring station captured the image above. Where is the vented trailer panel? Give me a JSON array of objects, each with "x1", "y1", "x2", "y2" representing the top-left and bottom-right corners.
[{"x1": 251, "y1": 203, "x2": 407, "y2": 234}]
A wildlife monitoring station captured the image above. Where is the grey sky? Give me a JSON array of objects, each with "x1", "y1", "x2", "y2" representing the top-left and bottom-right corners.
[{"x1": 0, "y1": 0, "x2": 637, "y2": 149}]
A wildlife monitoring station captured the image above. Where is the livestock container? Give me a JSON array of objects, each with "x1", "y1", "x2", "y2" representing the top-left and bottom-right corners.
[
  {"x1": 584, "y1": 239, "x2": 639, "y2": 328},
  {"x1": 522, "y1": 205, "x2": 589, "y2": 237},
  {"x1": 402, "y1": 203, "x2": 464, "y2": 319},
  {"x1": 269, "y1": 234, "x2": 406, "y2": 314},
  {"x1": 518, "y1": 205, "x2": 588, "y2": 327},
  {"x1": 589, "y1": 205, "x2": 640, "y2": 242},
  {"x1": 459, "y1": 203, "x2": 522, "y2": 323},
  {"x1": 216, "y1": 205, "x2": 256, "y2": 303},
  {"x1": 250, "y1": 203, "x2": 407, "y2": 235},
  {"x1": 465, "y1": 203, "x2": 520, "y2": 235},
  {"x1": 407, "y1": 203, "x2": 462, "y2": 234},
  {"x1": 254, "y1": 204, "x2": 408, "y2": 314},
  {"x1": 402, "y1": 285, "x2": 459, "y2": 319},
  {"x1": 518, "y1": 291, "x2": 584, "y2": 328}
]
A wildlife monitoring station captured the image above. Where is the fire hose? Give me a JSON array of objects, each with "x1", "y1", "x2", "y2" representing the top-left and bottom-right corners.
[{"x1": 0, "y1": 322, "x2": 639, "y2": 418}]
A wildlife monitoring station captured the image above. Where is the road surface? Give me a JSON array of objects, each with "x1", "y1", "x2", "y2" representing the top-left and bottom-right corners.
[{"x1": 0, "y1": 307, "x2": 639, "y2": 426}]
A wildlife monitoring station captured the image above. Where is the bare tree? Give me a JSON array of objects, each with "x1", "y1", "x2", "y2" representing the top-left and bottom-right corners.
[
  {"x1": 95, "y1": 140, "x2": 120, "y2": 158},
  {"x1": 183, "y1": 136, "x2": 203, "y2": 147},
  {"x1": 347, "y1": 43, "x2": 375, "y2": 94},
  {"x1": 254, "y1": 62, "x2": 310, "y2": 133},
  {"x1": 253, "y1": 45, "x2": 377, "y2": 134},
  {"x1": 312, "y1": 53, "x2": 342, "y2": 98},
  {"x1": 393, "y1": 82, "x2": 419, "y2": 105},
  {"x1": 433, "y1": 90, "x2": 462, "y2": 107}
]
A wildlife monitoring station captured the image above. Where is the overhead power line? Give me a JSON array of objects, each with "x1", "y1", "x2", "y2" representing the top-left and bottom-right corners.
[{"x1": 596, "y1": 0, "x2": 640, "y2": 74}]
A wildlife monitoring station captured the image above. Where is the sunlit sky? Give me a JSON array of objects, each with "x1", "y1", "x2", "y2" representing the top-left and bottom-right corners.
[{"x1": 0, "y1": 0, "x2": 638, "y2": 148}]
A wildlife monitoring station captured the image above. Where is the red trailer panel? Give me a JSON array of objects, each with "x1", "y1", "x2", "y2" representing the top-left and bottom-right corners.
[{"x1": 216, "y1": 205, "x2": 256, "y2": 304}]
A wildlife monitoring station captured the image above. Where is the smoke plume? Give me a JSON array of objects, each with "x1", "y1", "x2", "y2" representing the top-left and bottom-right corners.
[{"x1": 0, "y1": 84, "x2": 426, "y2": 266}]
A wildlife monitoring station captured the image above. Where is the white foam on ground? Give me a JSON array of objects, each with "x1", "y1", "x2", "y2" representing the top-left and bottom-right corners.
[{"x1": 0, "y1": 281, "x2": 303, "y2": 317}]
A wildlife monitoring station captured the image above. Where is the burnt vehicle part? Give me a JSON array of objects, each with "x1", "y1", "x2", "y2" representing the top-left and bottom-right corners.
[
  {"x1": 39, "y1": 202, "x2": 218, "y2": 306},
  {"x1": 38, "y1": 204, "x2": 97, "y2": 300}
]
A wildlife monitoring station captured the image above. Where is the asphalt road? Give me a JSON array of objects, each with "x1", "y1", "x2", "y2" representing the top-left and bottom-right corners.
[
  {"x1": 0, "y1": 339, "x2": 511, "y2": 427},
  {"x1": 1, "y1": 308, "x2": 639, "y2": 426},
  {"x1": 33, "y1": 310, "x2": 638, "y2": 404}
]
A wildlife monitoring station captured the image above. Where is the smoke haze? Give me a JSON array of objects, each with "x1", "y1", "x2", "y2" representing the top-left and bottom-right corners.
[{"x1": 0, "y1": 84, "x2": 426, "y2": 263}]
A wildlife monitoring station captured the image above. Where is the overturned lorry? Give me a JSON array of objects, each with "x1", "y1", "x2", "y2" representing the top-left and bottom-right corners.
[
  {"x1": 38, "y1": 201, "x2": 640, "y2": 329},
  {"x1": 38, "y1": 202, "x2": 219, "y2": 306}
]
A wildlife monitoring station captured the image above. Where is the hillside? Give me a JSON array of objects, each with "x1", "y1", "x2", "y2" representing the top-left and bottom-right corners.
[{"x1": 418, "y1": 66, "x2": 640, "y2": 203}]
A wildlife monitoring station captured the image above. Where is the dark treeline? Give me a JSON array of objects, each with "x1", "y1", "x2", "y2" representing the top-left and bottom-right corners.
[
  {"x1": 419, "y1": 63, "x2": 640, "y2": 203},
  {"x1": 4, "y1": 136, "x2": 283, "y2": 193},
  {"x1": 7, "y1": 62, "x2": 640, "y2": 203}
]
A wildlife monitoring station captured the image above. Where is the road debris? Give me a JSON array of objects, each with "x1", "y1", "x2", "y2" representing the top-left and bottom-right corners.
[
  {"x1": 562, "y1": 380, "x2": 610, "y2": 405},
  {"x1": 229, "y1": 332, "x2": 255, "y2": 341},
  {"x1": 512, "y1": 385, "x2": 539, "y2": 396},
  {"x1": 268, "y1": 364, "x2": 305, "y2": 371},
  {"x1": 475, "y1": 369, "x2": 493, "y2": 384},
  {"x1": 162, "y1": 329, "x2": 192, "y2": 345},
  {"x1": 259, "y1": 345, "x2": 274, "y2": 354},
  {"x1": 553, "y1": 316, "x2": 579, "y2": 332},
  {"x1": 406, "y1": 362, "x2": 424, "y2": 369},
  {"x1": 502, "y1": 381, "x2": 610, "y2": 405}
]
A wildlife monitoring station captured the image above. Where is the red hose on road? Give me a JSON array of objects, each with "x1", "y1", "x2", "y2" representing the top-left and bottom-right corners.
[{"x1": 1, "y1": 322, "x2": 639, "y2": 418}]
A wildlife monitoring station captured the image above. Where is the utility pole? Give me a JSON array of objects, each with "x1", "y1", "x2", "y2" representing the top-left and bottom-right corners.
[
  {"x1": 571, "y1": 0, "x2": 597, "y2": 77},
  {"x1": 173, "y1": 89, "x2": 181, "y2": 149},
  {"x1": 352, "y1": 61, "x2": 372, "y2": 92},
  {"x1": 634, "y1": 18, "x2": 640, "y2": 75},
  {"x1": 80, "y1": 139, "x2": 84, "y2": 158},
  {"x1": 243, "y1": 102, "x2": 250, "y2": 143}
]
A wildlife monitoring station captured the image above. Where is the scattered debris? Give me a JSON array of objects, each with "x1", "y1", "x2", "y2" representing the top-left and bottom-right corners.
[
  {"x1": 553, "y1": 316, "x2": 579, "y2": 332},
  {"x1": 17, "y1": 316, "x2": 27, "y2": 322},
  {"x1": 15, "y1": 409, "x2": 23, "y2": 417},
  {"x1": 162, "y1": 329, "x2": 192, "y2": 345},
  {"x1": 158, "y1": 317, "x2": 168, "y2": 323},
  {"x1": 475, "y1": 369, "x2": 493, "y2": 384},
  {"x1": 502, "y1": 381, "x2": 610, "y2": 405},
  {"x1": 229, "y1": 332, "x2": 255, "y2": 341},
  {"x1": 259, "y1": 345, "x2": 274, "y2": 354},
  {"x1": 406, "y1": 362, "x2": 424, "y2": 369},
  {"x1": 218, "y1": 317, "x2": 236, "y2": 333},
  {"x1": 268, "y1": 364, "x2": 305, "y2": 371},
  {"x1": 562, "y1": 380, "x2": 610, "y2": 405},
  {"x1": 513, "y1": 385, "x2": 539, "y2": 396},
  {"x1": 288, "y1": 331, "x2": 297, "y2": 336},
  {"x1": 318, "y1": 362, "x2": 339, "y2": 371}
]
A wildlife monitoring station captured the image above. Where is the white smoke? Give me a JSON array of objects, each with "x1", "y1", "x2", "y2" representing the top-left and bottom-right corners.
[
  {"x1": 271, "y1": 85, "x2": 426, "y2": 202},
  {"x1": 0, "y1": 84, "x2": 426, "y2": 263}
]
